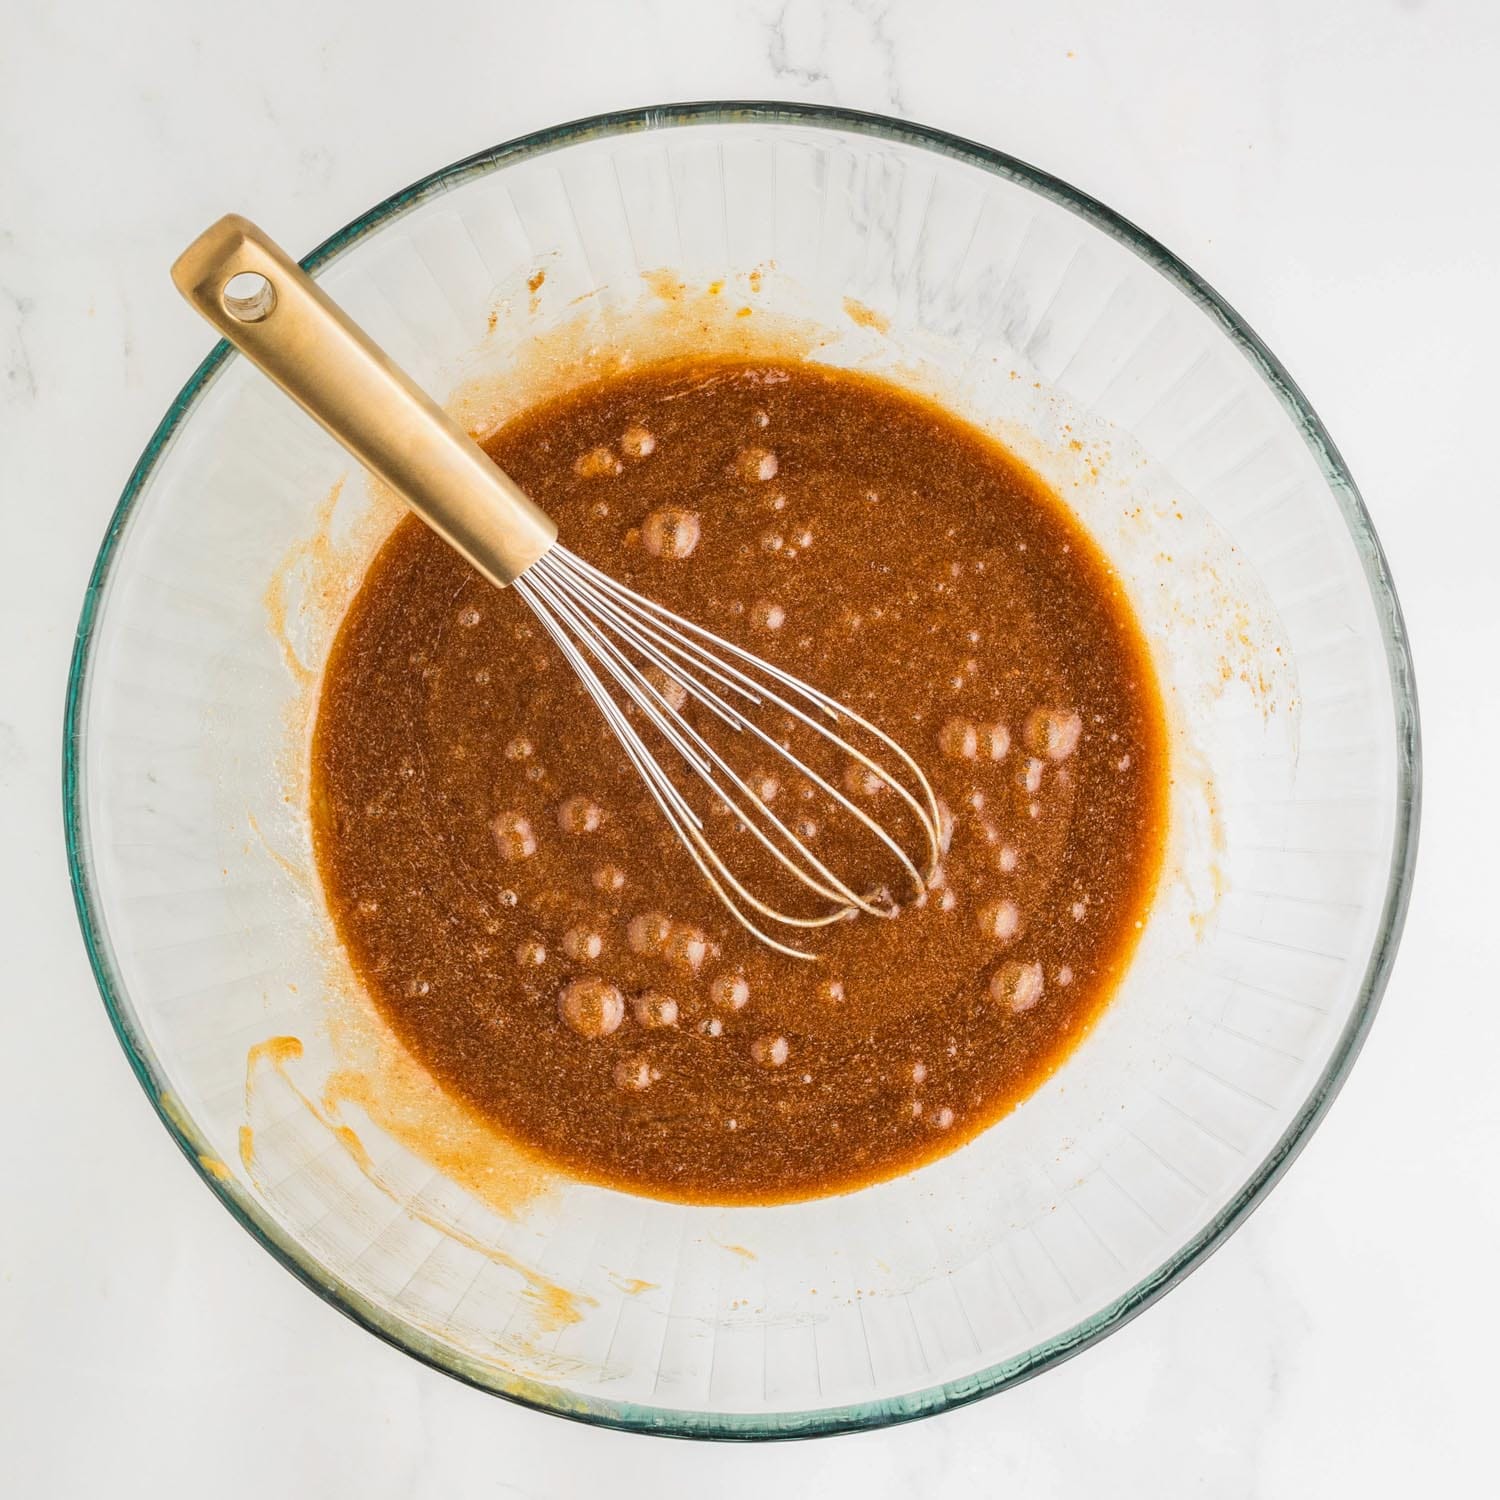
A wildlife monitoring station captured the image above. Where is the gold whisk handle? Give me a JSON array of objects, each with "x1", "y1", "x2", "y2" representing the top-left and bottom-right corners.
[{"x1": 171, "y1": 214, "x2": 556, "y2": 587}]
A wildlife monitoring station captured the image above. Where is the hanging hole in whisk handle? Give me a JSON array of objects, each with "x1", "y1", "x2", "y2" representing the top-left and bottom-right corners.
[{"x1": 221, "y1": 270, "x2": 276, "y2": 323}]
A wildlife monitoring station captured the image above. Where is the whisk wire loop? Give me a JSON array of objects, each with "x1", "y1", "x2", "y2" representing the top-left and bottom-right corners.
[{"x1": 514, "y1": 544, "x2": 943, "y2": 958}]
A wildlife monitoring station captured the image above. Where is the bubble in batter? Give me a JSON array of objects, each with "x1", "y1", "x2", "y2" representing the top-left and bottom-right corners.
[
  {"x1": 736, "y1": 446, "x2": 778, "y2": 482},
  {"x1": 632, "y1": 990, "x2": 680, "y2": 1028},
  {"x1": 620, "y1": 424, "x2": 657, "y2": 459},
  {"x1": 593, "y1": 864, "x2": 626, "y2": 893},
  {"x1": 990, "y1": 960, "x2": 1045, "y2": 1013},
  {"x1": 643, "y1": 666, "x2": 688, "y2": 712},
  {"x1": 574, "y1": 445, "x2": 621, "y2": 479},
  {"x1": 664, "y1": 922, "x2": 710, "y2": 973},
  {"x1": 627, "y1": 911, "x2": 671, "y2": 955},
  {"x1": 562, "y1": 926, "x2": 605, "y2": 961},
  {"x1": 979, "y1": 899, "x2": 1021, "y2": 942},
  {"x1": 557, "y1": 795, "x2": 604, "y2": 834},
  {"x1": 751, "y1": 599, "x2": 786, "y2": 631},
  {"x1": 641, "y1": 507, "x2": 701, "y2": 559},
  {"x1": 492, "y1": 811, "x2": 536, "y2": 861},
  {"x1": 1026, "y1": 708, "x2": 1083, "y2": 761},
  {"x1": 515, "y1": 938, "x2": 547, "y2": 967},
  {"x1": 842, "y1": 763, "x2": 886, "y2": 797},
  {"x1": 751, "y1": 1034, "x2": 789, "y2": 1068},
  {"x1": 710, "y1": 971, "x2": 751, "y2": 1011},
  {"x1": 939, "y1": 718, "x2": 979, "y2": 760},
  {"x1": 558, "y1": 978, "x2": 625, "y2": 1038},
  {"x1": 614, "y1": 1055, "x2": 660, "y2": 1092}
]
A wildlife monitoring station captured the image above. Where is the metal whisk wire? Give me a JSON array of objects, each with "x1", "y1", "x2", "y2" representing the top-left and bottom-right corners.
[{"x1": 514, "y1": 545, "x2": 943, "y2": 960}]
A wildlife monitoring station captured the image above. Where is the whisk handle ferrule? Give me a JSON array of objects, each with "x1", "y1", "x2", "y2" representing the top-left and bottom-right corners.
[{"x1": 171, "y1": 215, "x2": 556, "y2": 587}]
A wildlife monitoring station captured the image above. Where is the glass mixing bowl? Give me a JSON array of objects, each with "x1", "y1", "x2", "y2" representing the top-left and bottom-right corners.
[{"x1": 66, "y1": 103, "x2": 1418, "y2": 1438}]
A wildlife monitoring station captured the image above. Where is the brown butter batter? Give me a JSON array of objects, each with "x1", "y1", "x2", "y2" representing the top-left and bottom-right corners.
[{"x1": 311, "y1": 357, "x2": 1168, "y2": 1203}]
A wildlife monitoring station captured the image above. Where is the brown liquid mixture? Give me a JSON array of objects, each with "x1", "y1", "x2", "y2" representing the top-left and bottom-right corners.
[{"x1": 311, "y1": 358, "x2": 1167, "y2": 1203}]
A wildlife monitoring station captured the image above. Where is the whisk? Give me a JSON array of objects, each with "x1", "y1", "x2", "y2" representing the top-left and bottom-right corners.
[{"x1": 174, "y1": 217, "x2": 941, "y2": 959}]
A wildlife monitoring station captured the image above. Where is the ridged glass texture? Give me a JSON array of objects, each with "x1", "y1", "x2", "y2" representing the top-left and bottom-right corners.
[{"x1": 65, "y1": 104, "x2": 1418, "y2": 1438}]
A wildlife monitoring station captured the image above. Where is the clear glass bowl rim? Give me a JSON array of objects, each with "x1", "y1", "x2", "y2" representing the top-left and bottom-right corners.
[{"x1": 63, "y1": 100, "x2": 1421, "y2": 1441}]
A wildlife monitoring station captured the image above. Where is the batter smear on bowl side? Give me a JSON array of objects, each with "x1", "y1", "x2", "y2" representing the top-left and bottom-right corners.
[{"x1": 310, "y1": 357, "x2": 1168, "y2": 1203}]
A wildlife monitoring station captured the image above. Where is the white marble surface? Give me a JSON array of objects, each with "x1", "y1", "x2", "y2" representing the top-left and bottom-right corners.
[{"x1": 1, "y1": 0, "x2": 1495, "y2": 1493}]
